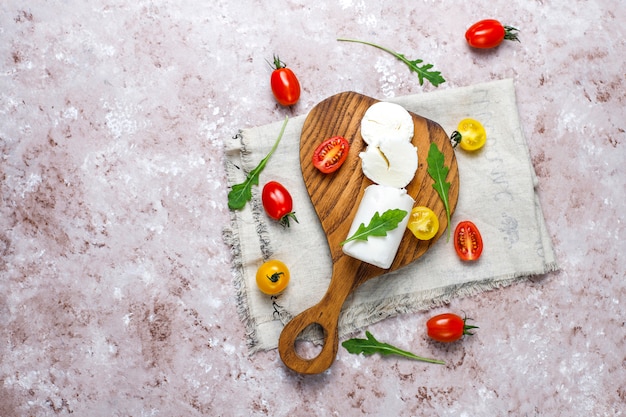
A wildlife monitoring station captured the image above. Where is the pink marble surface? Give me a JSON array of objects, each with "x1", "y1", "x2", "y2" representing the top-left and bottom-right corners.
[{"x1": 1, "y1": 1, "x2": 624, "y2": 416}]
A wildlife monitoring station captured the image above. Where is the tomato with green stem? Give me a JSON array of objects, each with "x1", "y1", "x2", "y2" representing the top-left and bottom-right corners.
[
  {"x1": 262, "y1": 181, "x2": 298, "y2": 227},
  {"x1": 454, "y1": 221, "x2": 483, "y2": 261},
  {"x1": 427, "y1": 313, "x2": 479, "y2": 343},
  {"x1": 269, "y1": 56, "x2": 301, "y2": 106},
  {"x1": 465, "y1": 19, "x2": 520, "y2": 49},
  {"x1": 451, "y1": 118, "x2": 487, "y2": 151},
  {"x1": 256, "y1": 259, "x2": 290, "y2": 295},
  {"x1": 312, "y1": 135, "x2": 350, "y2": 174}
]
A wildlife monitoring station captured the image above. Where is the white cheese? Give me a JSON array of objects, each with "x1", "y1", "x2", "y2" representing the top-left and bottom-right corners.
[
  {"x1": 360, "y1": 138, "x2": 418, "y2": 188},
  {"x1": 342, "y1": 184, "x2": 414, "y2": 269},
  {"x1": 360, "y1": 101, "x2": 414, "y2": 146}
]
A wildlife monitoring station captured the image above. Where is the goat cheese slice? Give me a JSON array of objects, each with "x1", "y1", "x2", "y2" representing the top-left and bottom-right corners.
[
  {"x1": 360, "y1": 138, "x2": 418, "y2": 188},
  {"x1": 360, "y1": 101, "x2": 414, "y2": 146},
  {"x1": 342, "y1": 184, "x2": 414, "y2": 269}
]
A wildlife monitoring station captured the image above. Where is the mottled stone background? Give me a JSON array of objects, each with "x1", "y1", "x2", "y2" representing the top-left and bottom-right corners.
[{"x1": 1, "y1": 1, "x2": 624, "y2": 416}]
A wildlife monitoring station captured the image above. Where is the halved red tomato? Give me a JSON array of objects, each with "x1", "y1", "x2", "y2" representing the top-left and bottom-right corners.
[
  {"x1": 454, "y1": 221, "x2": 483, "y2": 261},
  {"x1": 312, "y1": 136, "x2": 350, "y2": 174}
]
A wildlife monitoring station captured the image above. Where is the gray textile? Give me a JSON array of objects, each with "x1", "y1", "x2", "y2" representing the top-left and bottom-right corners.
[{"x1": 224, "y1": 79, "x2": 558, "y2": 354}]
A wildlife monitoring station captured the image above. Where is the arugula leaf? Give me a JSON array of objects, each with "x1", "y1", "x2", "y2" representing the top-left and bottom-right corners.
[
  {"x1": 337, "y1": 38, "x2": 445, "y2": 87},
  {"x1": 228, "y1": 116, "x2": 289, "y2": 210},
  {"x1": 340, "y1": 209, "x2": 407, "y2": 246},
  {"x1": 426, "y1": 142, "x2": 451, "y2": 241},
  {"x1": 342, "y1": 331, "x2": 445, "y2": 365}
]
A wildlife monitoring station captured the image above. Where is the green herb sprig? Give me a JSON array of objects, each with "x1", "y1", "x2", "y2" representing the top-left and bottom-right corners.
[
  {"x1": 340, "y1": 209, "x2": 407, "y2": 246},
  {"x1": 426, "y1": 142, "x2": 452, "y2": 241},
  {"x1": 228, "y1": 116, "x2": 289, "y2": 210},
  {"x1": 342, "y1": 331, "x2": 445, "y2": 365},
  {"x1": 337, "y1": 38, "x2": 445, "y2": 87}
]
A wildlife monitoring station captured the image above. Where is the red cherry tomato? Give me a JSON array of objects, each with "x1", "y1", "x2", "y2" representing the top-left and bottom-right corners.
[
  {"x1": 465, "y1": 19, "x2": 520, "y2": 49},
  {"x1": 427, "y1": 313, "x2": 478, "y2": 343},
  {"x1": 270, "y1": 56, "x2": 301, "y2": 106},
  {"x1": 454, "y1": 221, "x2": 483, "y2": 261},
  {"x1": 262, "y1": 181, "x2": 298, "y2": 227},
  {"x1": 312, "y1": 136, "x2": 350, "y2": 174}
]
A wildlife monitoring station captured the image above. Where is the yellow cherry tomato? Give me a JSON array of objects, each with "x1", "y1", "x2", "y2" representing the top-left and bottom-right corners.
[
  {"x1": 407, "y1": 206, "x2": 439, "y2": 240},
  {"x1": 256, "y1": 260, "x2": 290, "y2": 295},
  {"x1": 455, "y1": 118, "x2": 486, "y2": 151}
]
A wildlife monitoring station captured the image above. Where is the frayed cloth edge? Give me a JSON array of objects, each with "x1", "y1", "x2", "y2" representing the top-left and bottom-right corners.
[
  {"x1": 341, "y1": 262, "x2": 560, "y2": 338},
  {"x1": 222, "y1": 129, "x2": 263, "y2": 356},
  {"x1": 287, "y1": 263, "x2": 560, "y2": 347}
]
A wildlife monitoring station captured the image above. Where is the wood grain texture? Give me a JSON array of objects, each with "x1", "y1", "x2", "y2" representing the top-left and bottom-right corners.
[{"x1": 278, "y1": 91, "x2": 459, "y2": 374}]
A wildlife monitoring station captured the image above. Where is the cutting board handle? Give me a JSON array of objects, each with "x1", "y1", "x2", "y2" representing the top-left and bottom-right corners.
[{"x1": 278, "y1": 267, "x2": 355, "y2": 374}]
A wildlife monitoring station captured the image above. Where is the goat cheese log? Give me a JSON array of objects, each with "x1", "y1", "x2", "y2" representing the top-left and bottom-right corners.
[{"x1": 342, "y1": 184, "x2": 414, "y2": 269}]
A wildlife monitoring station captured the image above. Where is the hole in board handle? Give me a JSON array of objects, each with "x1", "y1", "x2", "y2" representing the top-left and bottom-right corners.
[{"x1": 293, "y1": 323, "x2": 325, "y2": 360}]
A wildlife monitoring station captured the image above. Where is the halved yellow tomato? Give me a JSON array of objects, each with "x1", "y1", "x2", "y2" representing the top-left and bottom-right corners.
[
  {"x1": 455, "y1": 118, "x2": 486, "y2": 151},
  {"x1": 407, "y1": 206, "x2": 439, "y2": 240},
  {"x1": 256, "y1": 259, "x2": 290, "y2": 295}
]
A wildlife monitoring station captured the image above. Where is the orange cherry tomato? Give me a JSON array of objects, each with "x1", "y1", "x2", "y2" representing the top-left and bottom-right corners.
[{"x1": 256, "y1": 260, "x2": 290, "y2": 295}]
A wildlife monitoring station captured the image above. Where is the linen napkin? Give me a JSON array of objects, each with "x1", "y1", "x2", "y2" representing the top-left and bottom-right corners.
[{"x1": 223, "y1": 78, "x2": 558, "y2": 353}]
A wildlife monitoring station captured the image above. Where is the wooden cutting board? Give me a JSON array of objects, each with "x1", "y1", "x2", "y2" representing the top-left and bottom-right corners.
[{"x1": 278, "y1": 91, "x2": 459, "y2": 374}]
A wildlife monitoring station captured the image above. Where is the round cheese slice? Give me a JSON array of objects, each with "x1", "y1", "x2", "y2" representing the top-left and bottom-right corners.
[
  {"x1": 359, "y1": 138, "x2": 418, "y2": 188},
  {"x1": 360, "y1": 101, "x2": 414, "y2": 146}
]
